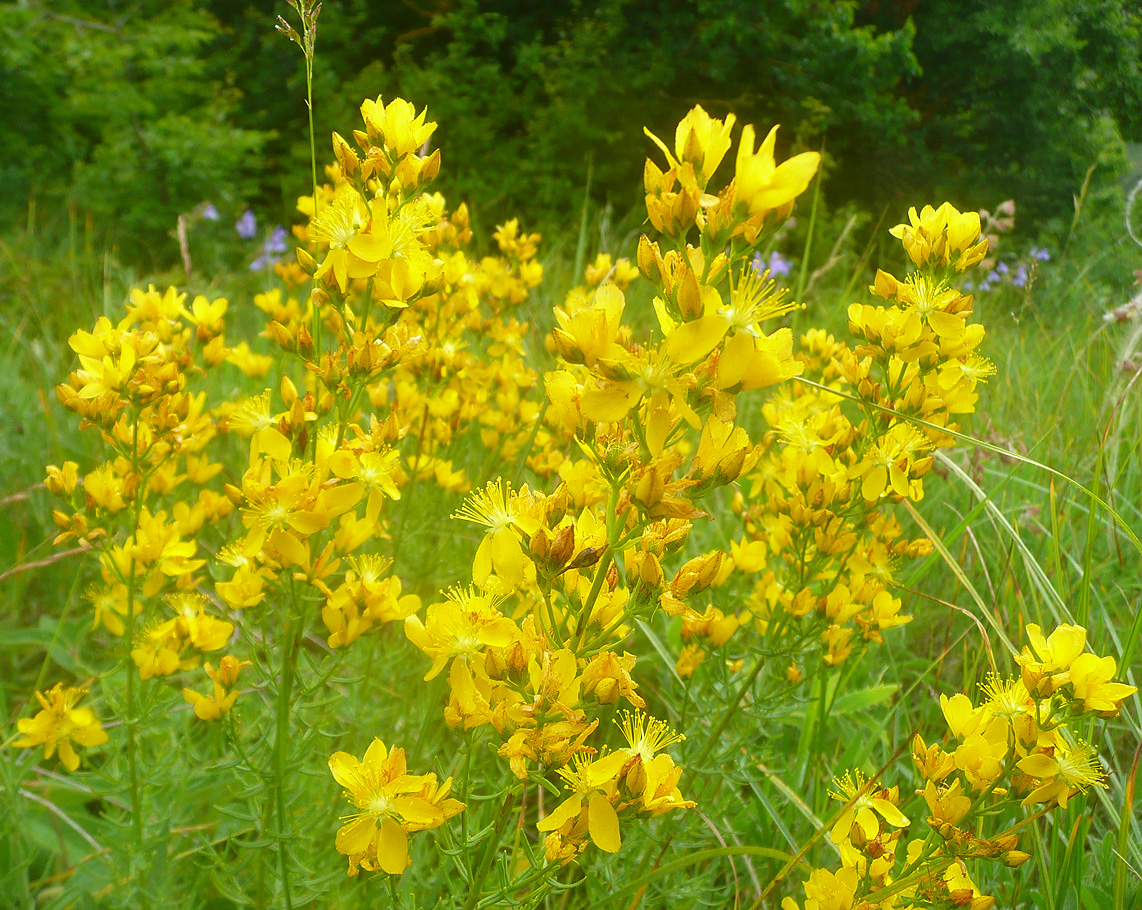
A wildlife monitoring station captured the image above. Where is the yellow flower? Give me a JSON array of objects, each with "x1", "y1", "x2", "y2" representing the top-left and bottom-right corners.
[
  {"x1": 15, "y1": 683, "x2": 109, "y2": 771},
  {"x1": 403, "y1": 587, "x2": 518, "y2": 680},
  {"x1": 182, "y1": 656, "x2": 250, "y2": 721},
  {"x1": 550, "y1": 284, "x2": 628, "y2": 367},
  {"x1": 1017, "y1": 739, "x2": 1107, "y2": 809},
  {"x1": 451, "y1": 481, "x2": 542, "y2": 588},
  {"x1": 781, "y1": 866, "x2": 860, "y2": 910},
  {"x1": 889, "y1": 202, "x2": 988, "y2": 271},
  {"x1": 361, "y1": 96, "x2": 437, "y2": 160},
  {"x1": 1015, "y1": 622, "x2": 1087, "y2": 696},
  {"x1": 536, "y1": 751, "x2": 628, "y2": 853},
  {"x1": 1067, "y1": 652, "x2": 1137, "y2": 715},
  {"x1": 644, "y1": 104, "x2": 736, "y2": 188},
  {"x1": 329, "y1": 738, "x2": 463, "y2": 876},
  {"x1": 827, "y1": 769, "x2": 909, "y2": 845},
  {"x1": 923, "y1": 777, "x2": 971, "y2": 828},
  {"x1": 733, "y1": 124, "x2": 820, "y2": 219}
]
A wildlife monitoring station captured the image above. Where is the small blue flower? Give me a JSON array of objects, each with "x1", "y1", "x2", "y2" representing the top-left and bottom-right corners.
[
  {"x1": 1012, "y1": 265, "x2": 1028, "y2": 288},
  {"x1": 751, "y1": 250, "x2": 793, "y2": 279},
  {"x1": 766, "y1": 251, "x2": 793, "y2": 278},
  {"x1": 201, "y1": 203, "x2": 221, "y2": 222},
  {"x1": 236, "y1": 210, "x2": 257, "y2": 240},
  {"x1": 1030, "y1": 246, "x2": 1051, "y2": 262},
  {"x1": 995, "y1": 261, "x2": 1009, "y2": 275},
  {"x1": 264, "y1": 226, "x2": 290, "y2": 255}
]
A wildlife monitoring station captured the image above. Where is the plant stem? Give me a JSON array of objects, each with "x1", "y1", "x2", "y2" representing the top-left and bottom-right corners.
[
  {"x1": 462, "y1": 792, "x2": 516, "y2": 910},
  {"x1": 274, "y1": 611, "x2": 298, "y2": 910},
  {"x1": 122, "y1": 410, "x2": 148, "y2": 902}
]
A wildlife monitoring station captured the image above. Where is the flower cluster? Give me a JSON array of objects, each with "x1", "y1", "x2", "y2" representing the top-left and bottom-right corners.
[
  {"x1": 782, "y1": 623, "x2": 1136, "y2": 910},
  {"x1": 47, "y1": 285, "x2": 237, "y2": 676},
  {"x1": 26, "y1": 86, "x2": 1128, "y2": 910},
  {"x1": 402, "y1": 103, "x2": 826, "y2": 866},
  {"x1": 710, "y1": 202, "x2": 996, "y2": 671}
]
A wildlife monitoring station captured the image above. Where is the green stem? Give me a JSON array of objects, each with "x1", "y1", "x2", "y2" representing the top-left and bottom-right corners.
[
  {"x1": 121, "y1": 410, "x2": 148, "y2": 901},
  {"x1": 573, "y1": 545, "x2": 613, "y2": 647},
  {"x1": 274, "y1": 610, "x2": 299, "y2": 910},
  {"x1": 462, "y1": 793, "x2": 516, "y2": 910},
  {"x1": 625, "y1": 655, "x2": 768, "y2": 899}
]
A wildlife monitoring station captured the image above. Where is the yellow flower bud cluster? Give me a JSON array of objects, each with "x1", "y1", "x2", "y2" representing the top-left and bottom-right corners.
[
  {"x1": 719, "y1": 202, "x2": 995, "y2": 671},
  {"x1": 784, "y1": 623, "x2": 1135, "y2": 910}
]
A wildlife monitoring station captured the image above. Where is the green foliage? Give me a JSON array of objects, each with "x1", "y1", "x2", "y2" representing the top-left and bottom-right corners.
[
  {"x1": 7, "y1": 1, "x2": 1141, "y2": 268},
  {"x1": 211, "y1": 0, "x2": 919, "y2": 237},
  {"x1": 863, "y1": 0, "x2": 1142, "y2": 223},
  {"x1": 0, "y1": 1, "x2": 267, "y2": 264}
]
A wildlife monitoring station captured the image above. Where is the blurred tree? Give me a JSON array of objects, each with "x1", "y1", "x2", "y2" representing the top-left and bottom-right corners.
[
  {"x1": 207, "y1": 0, "x2": 918, "y2": 236},
  {"x1": 4, "y1": 0, "x2": 1139, "y2": 265},
  {"x1": 0, "y1": 0, "x2": 267, "y2": 264},
  {"x1": 860, "y1": 0, "x2": 1142, "y2": 222}
]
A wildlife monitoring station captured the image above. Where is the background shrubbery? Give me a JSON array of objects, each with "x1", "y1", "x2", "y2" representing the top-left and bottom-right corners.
[{"x1": 3, "y1": 0, "x2": 1141, "y2": 264}]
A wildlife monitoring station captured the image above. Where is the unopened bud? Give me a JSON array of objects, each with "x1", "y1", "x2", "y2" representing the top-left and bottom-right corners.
[
  {"x1": 638, "y1": 234, "x2": 663, "y2": 285},
  {"x1": 1001, "y1": 850, "x2": 1030, "y2": 868},
  {"x1": 280, "y1": 375, "x2": 298, "y2": 408},
  {"x1": 296, "y1": 246, "x2": 317, "y2": 275},
  {"x1": 420, "y1": 148, "x2": 441, "y2": 184},
  {"x1": 550, "y1": 525, "x2": 575, "y2": 567}
]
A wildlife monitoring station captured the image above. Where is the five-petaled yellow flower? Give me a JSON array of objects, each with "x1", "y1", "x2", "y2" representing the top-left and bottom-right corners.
[
  {"x1": 329, "y1": 738, "x2": 464, "y2": 876},
  {"x1": 15, "y1": 683, "x2": 109, "y2": 771}
]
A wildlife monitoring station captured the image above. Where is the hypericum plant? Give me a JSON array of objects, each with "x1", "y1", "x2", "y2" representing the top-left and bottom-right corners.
[
  {"x1": 781, "y1": 623, "x2": 1135, "y2": 910},
  {"x1": 10, "y1": 89, "x2": 1136, "y2": 910}
]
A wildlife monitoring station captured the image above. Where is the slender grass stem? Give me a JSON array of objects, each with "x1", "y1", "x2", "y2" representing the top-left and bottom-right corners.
[
  {"x1": 274, "y1": 610, "x2": 298, "y2": 910},
  {"x1": 120, "y1": 410, "x2": 149, "y2": 905},
  {"x1": 462, "y1": 792, "x2": 516, "y2": 910}
]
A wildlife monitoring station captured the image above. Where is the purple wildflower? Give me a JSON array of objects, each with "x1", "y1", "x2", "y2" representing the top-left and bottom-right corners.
[
  {"x1": 264, "y1": 226, "x2": 290, "y2": 255},
  {"x1": 201, "y1": 203, "x2": 221, "y2": 222},
  {"x1": 751, "y1": 250, "x2": 793, "y2": 279},
  {"x1": 236, "y1": 210, "x2": 257, "y2": 240},
  {"x1": 766, "y1": 251, "x2": 793, "y2": 278}
]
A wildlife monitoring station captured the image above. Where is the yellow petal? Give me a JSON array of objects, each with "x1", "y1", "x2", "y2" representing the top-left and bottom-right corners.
[
  {"x1": 327, "y1": 450, "x2": 359, "y2": 479},
  {"x1": 536, "y1": 794, "x2": 583, "y2": 832},
  {"x1": 336, "y1": 816, "x2": 377, "y2": 856},
  {"x1": 329, "y1": 751, "x2": 362, "y2": 790},
  {"x1": 665, "y1": 314, "x2": 729, "y2": 366},
  {"x1": 856, "y1": 806, "x2": 879, "y2": 840},
  {"x1": 394, "y1": 795, "x2": 445, "y2": 827},
  {"x1": 1016, "y1": 753, "x2": 1058, "y2": 778},
  {"x1": 926, "y1": 310, "x2": 965, "y2": 339},
  {"x1": 254, "y1": 428, "x2": 292, "y2": 462},
  {"x1": 363, "y1": 737, "x2": 388, "y2": 768},
  {"x1": 581, "y1": 384, "x2": 640, "y2": 423},
  {"x1": 478, "y1": 617, "x2": 518, "y2": 649},
  {"x1": 870, "y1": 797, "x2": 909, "y2": 828},
  {"x1": 58, "y1": 740, "x2": 80, "y2": 772},
  {"x1": 348, "y1": 232, "x2": 389, "y2": 262},
  {"x1": 587, "y1": 794, "x2": 621, "y2": 853},
  {"x1": 376, "y1": 817, "x2": 409, "y2": 874}
]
